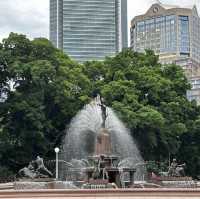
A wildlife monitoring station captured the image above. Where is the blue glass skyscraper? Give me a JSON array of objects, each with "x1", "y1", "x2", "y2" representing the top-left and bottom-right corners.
[{"x1": 50, "y1": 0, "x2": 128, "y2": 62}]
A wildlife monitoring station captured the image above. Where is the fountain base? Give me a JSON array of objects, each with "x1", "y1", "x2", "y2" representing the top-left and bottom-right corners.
[
  {"x1": 14, "y1": 180, "x2": 77, "y2": 190},
  {"x1": 84, "y1": 154, "x2": 136, "y2": 188}
]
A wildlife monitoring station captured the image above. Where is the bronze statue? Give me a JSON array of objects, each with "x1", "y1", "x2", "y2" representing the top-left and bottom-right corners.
[
  {"x1": 35, "y1": 156, "x2": 53, "y2": 177},
  {"x1": 18, "y1": 156, "x2": 53, "y2": 179},
  {"x1": 168, "y1": 159, "x2": 186, "y2": 177},
  {"x1": 98, "y1": 96, "x2": 107, "y2": 128},
  {"x1": 92, "y1": 155, "x2": 108, "y2": 180},
  {"x1": 18, "y1": 161, "x2": 37, "y2": 179}
]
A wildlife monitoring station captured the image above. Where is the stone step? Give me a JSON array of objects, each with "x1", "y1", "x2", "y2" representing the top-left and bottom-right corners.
[
  {"x1": 0, "y1": 183, "x2": 14, "y2": 190},
  {"x1": 1, "y1": 189, "x2": 200, "y2": 199}
]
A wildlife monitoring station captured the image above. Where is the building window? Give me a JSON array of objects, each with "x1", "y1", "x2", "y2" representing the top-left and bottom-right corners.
[{"x1": 179, "y1": 16, "x2": 190, "y2": 55}]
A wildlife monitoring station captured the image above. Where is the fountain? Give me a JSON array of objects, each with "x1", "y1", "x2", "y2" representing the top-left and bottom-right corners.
[
  {"x1": 12, "y1": 95, "x2": 195, "y2": 191},
  {"x1": 62, "y1": 96, "x2": 143, "y2": 163},
  {"x1": 1, "y1": 94, "x2": 199, "y2": 199},
  {"x1": 59, "y1": 95, "x2": 145, "y2": 188},
  {"x1": 13, "y1": 95, "x2": 145, "y2": 190}
]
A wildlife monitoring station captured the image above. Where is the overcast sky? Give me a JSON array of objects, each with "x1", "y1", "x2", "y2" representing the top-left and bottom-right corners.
[{"x1": 0, "y1": 0, "x2": 199, "y2": 42}]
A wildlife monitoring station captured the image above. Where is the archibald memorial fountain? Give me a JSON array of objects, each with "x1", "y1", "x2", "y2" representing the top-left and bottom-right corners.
[
  {"x1": 14, "y1": 96, "x2": 195, "y2": 189},
  {"x1": 63, "y1": 96, "x2": 138, "y2": 189},
  {"x1": 1, "y1": 96, "x2": 199, "y2": 198},
  {"x1": 15, "y1": 95, "x2": 145, "y2": 189}
]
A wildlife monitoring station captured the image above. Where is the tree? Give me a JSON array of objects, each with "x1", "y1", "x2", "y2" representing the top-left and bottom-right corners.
[
  {"x1": 83, "y1": 49, "x2": 199, "y2": 166},
  {"x1": 0, "y1": 33, "x2": 91, "y2": 172},
  {"x1": 178, "y1": 118, "x2": 200, "y2": 178},
  {"x1": 1, "y1": 34, "x2": 200, "y2": 178}
]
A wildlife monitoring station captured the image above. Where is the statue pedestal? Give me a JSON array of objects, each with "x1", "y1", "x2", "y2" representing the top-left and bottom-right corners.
[{"x1": 95, "y1": 128, "x2": 111, "y2": 155}]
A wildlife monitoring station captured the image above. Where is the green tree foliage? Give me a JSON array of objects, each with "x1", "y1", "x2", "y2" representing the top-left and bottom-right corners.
[
  {"x1": 83, "y1": 50, "x2": 200, "y2": 176},
  {"x1": 90, "y1": 50, "x2": 192, "y2": 160},
  {"x1": 0, "y1": 33, "x2": 91, "y2": 172},
  {"x1": 178, "y1": 117, "x2": 200, "y2": 178},
  {"x1": 0, "y1": 33, "x2": 200, "y2": 178}
]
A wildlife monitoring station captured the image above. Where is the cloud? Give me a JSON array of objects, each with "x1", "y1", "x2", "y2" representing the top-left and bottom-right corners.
[{"x1": 0, "y1": 0, "x2": 49, "y2": 41}]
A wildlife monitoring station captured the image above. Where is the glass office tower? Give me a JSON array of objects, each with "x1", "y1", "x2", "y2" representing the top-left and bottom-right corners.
[
  {"x1": 50, "y1": 0, "x2": 128, "y2": 62},
  {"x1": 130, "y1": 3, "x2": 200, "y2": 104},
  {"x1": 131, "y1": 4, "x2": 200, "y2": 65}
]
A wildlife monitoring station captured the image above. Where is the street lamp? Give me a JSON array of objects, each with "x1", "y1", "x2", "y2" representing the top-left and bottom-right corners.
[{"x1": 54, "y1": 147, "x2": 60, "y2": 180}]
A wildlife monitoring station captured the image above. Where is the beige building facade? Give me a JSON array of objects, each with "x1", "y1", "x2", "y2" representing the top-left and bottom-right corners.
[{"x1": 130, "y1": 3, "x2": 200, "y2": 104}]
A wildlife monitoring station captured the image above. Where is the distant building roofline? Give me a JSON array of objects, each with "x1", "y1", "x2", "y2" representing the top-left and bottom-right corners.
[{"x1": 131, "y1": 2, "x2": 198, "y2": 24}]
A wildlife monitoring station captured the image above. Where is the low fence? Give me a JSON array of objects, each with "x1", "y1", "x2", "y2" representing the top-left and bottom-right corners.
[{"x1": 0, "y1": 176, "x2": 15, "y2": 184}]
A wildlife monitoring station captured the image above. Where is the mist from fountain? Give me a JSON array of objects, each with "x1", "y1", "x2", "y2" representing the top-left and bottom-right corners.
[{"x1": 61, "y1": 97, "x2": 145, "y2": 180}]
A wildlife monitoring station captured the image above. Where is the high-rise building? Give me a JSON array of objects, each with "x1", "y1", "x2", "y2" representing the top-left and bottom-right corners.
[
  {"x1": 50, "y1": 0, "x2": 128, "y2": 62},
  {"x1": 130, "y1": 3, "x2": 200, "y2": 103}
]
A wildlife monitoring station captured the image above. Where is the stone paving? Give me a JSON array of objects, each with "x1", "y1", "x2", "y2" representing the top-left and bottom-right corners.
[{"x1": 0, "y1": 189, "x2": 200, "y2": 199}]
